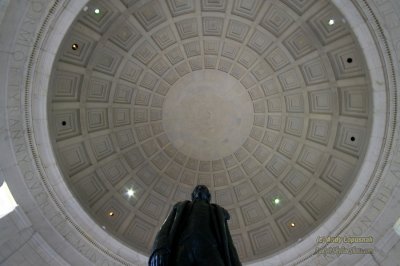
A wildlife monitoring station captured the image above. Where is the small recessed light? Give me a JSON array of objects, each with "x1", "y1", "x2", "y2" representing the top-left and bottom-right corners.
[
  {"x1": 328, "y1": 19, "x2": 335, "y2": 26},
  {"x1": 274, "y1": 198, "x2": 280, "y2": 205},
  {"x1": 127, "y1": 188, "x2": 135, "y2": 197},
  {"x1": 71, "y1": 43, "x2": 79, "y2": 50},
  {"x1": 350, "y1": 136, "x2": 355, "y2": 142},
  {"x1": 108, "y1": 211, "x2": 115, "y2": 217},
  {"x1": 94, "y1": 8, "x2": 100, "y2": 14},
  {"x1": 290, "y1": 222, "x2": 296, "y2": 228},
  {"x1": 347, "y1": 57, "x2": 353, "y2": 63},
  {"x1": 61, "y1": 121, "x2": 67, "y2": 126}
]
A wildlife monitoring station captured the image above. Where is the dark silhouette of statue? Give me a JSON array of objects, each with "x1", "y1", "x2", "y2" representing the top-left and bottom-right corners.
[{"x1": 149, "y1": 185, "x2": 241, "y2": 266}]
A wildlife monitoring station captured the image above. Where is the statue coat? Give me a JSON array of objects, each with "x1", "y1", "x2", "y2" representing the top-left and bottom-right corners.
[{"x1": 149, "y1": 200, "x2": 242, "y2": 266}]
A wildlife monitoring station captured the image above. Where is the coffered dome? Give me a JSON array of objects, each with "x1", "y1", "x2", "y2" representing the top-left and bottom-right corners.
[{"x1": 48, "y1": 0, "x2": 371, "y2": 262}]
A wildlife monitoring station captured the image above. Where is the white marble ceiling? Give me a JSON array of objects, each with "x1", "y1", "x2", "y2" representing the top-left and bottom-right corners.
[{"x1": 48, "y1": 0, "x2": 371, "y2": 262}]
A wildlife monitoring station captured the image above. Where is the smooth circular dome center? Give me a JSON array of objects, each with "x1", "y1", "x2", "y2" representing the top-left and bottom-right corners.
[{"x1": 163, "y1": 70, "x2": 254, "y2": 161}]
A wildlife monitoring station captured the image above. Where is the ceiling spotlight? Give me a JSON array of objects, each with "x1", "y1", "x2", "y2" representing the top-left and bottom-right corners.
[
  {"x1": 71, "y1": 43, "x2": 79, "y2": 50},
  {"x1": 274, "y1": 198, "x2": 280, "y2": 205},
  {"x1": 290, "y1": 222, "x2": 296, "y2": 228},
  {"x1": 108, "y1": 211, "x2": 115, "y2": 217},
  {"x1": 94, "y1": 8, "x2": 100, "y2": 14},
  {"x1": 127, "y1": 188, "x2": 135, "y2": 198},
  {"x1": 328, "y1": 19, "x2": 335, "y2": 26}
]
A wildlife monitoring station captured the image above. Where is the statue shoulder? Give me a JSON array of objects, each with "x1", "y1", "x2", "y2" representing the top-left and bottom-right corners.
[
  {"x1": 174, "y1": 200, "x2": 190, "y2": 210},
  {"x1": 211, "y1": 203, "x2": 230, "y2": 220}
]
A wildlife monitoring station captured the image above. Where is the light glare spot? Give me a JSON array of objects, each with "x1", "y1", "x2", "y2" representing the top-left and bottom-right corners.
[
  {"x1": 394, "y1": 217, "x2": 400, "y2": 236},
  {"x1": 328, "y1": 19, "x2": 335, "y2": 26},
  {"x1": 127, "y1": 188, "x2": 135, "y2": 197}
]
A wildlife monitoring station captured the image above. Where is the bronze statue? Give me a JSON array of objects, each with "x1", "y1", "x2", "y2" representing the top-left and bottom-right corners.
[{"x1": 149, "y1": 185, "x2": 241, "y2": 266}]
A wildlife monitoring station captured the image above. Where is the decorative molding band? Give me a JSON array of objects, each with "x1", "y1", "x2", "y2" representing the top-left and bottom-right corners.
[{"x1": 18, "y1": 1, "x2": 137, "y2": 265}]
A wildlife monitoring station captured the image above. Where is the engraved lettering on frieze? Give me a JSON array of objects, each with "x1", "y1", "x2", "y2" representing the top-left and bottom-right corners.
[
  {"x1": 34, "y1": 191, "x2": 50, "y2": 209},
  {"x1": 17, "y1": 153, "x2": 31, "y2": 164},
  {"x1": 370, "y1": 190, "x2": 390, "y2": 212},
  {"x1": 31, "y1": 1, "x2": 45, "y2": 13},
  {"x1": 349, "y1": 185, "x2": 392, "y2": 236},
  {"x1": 9, "y1": 1, "x2": 48, "y2": 69},
  {"x1": 390, "y1": 163, "x2": 400, "y2": 179},
  {"x1": 358, "y1": 215, "x2": 374, "y2": 233},
  {"x1": 11, "y1": 129, "x2": 24, "y2": 139},
  {"x1": 7, "y1": 108, "x2": 21, "y2": 119},
  {"x1": 17, "y1": 25, "x2": 36, "y2": 47},
  {"x1": 373, "y1": 0, "x2": 387, "y2": 6},
  {"x1": 8, "y1": 119, "x2": 20, "y2": 129},
  {"x1": 9, "y1": 132, "x2": 24, "y2": 152},
  {"x1": 23, "y1": 170, "x2": 34, "y2": 181},
  {"x1": 374, "y1": 0, "x2": 400, "y2": 29},
  {"x1": 12, "y1": 50, "x2": 28, "y2": 62},
  {"x1": 15, "y1": 0, "x2": 45, "y2": 47},
  {"x1": 78, "y1": 243, "x2": 98, "y2": 263},
  {"x1": 54, "y1": 217, "x2": 71, "y2": 237},
  {"x1": 14, "y1": 143, "x2": 26, "y2": 153},
  {"x1": 8, "y1": 67, "x2": 23, "y2": 86},
  {"x1": 49, "y1": 212, "x2": 65, "y2": 228},
  {"x1": 395, "y1": 40, "x2": 400, "y2": 62},
  {"x1": 7, "y1": 86, "x2": 20, "y2": 104},
  {"x1": 349, "y1": 211, "x2": 375, "y2": 236},
  {"x1": 65, "y1": 233, "x2": 99, "y2": 263},
  {"x1": 384, "y1": 12, "x2": 400, "y2": 29},
  {"x1": 28, "y1": 179, "x2": 43, "y2": 191},
  {"x1": 383, "y1": 164, "x2": 400, "y2": 188}
]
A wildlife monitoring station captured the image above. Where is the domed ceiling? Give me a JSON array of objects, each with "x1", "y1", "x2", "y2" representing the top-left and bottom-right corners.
[{"x1": 48, "y1": 0, "x2": 371, "y2": 262}]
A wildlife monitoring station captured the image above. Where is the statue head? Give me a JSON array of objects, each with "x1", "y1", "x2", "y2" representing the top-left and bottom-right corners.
[{"x1": 191, "y1": 185, "x2": 211, "y2": 203}]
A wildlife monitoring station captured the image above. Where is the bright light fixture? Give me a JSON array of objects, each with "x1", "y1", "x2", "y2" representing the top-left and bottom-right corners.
[
  {"x1": 0, "y1": 182, "x2": 18, "y2": 219},
  {"x1": 274, "y1": 198, "x2": 280, "y2": 204},
  {"x1": 127, "y1": 188, "x2": 135, "y2": 197},
  {"x1": 328, "y1": 19, "x2": 335, "y2": 26},
  {"x1": 94, "y1": 8, "x2": 100, "y2": 14}
]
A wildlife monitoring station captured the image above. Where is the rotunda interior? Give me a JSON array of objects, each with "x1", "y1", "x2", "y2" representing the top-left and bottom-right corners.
[
  {"x1": 48, "y1": 0, "x2": 371, "y2": 261},
  {"x1": 1, "y1": 0, "x2": 400, "y2": 265}
]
